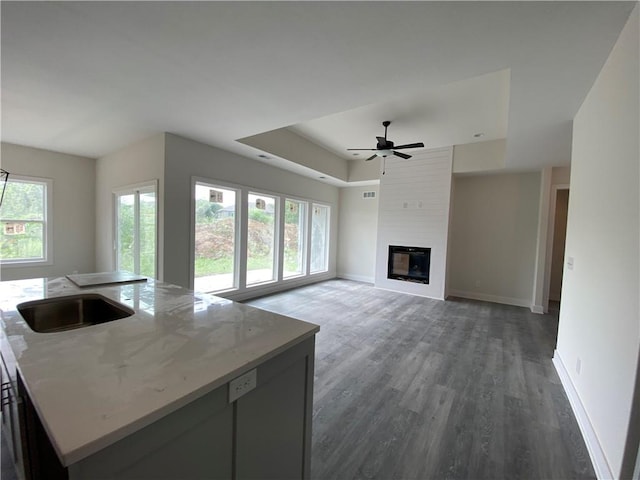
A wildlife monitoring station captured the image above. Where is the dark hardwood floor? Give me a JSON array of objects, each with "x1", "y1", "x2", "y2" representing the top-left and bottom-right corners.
[
  {"x1": 246, "y1": 279, "x2": 594, "y2": 480},
  {"x1": 1, "y1": 279, "x2": 592, "y2": 479}
]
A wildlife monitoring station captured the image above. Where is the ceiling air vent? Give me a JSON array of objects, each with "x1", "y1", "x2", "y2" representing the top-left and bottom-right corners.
[{"x1": 363, "y1": 191, "x2": 376, "y2": 199}]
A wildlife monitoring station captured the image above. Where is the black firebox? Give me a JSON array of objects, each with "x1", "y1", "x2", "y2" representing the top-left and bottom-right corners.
[{"x1": 387, "y1": 245, "x2": 431, "y2": 284}]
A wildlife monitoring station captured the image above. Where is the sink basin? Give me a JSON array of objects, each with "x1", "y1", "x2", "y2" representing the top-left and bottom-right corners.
[{"x1": 17, "y1": 294, "x2": 134, "y2": 333}]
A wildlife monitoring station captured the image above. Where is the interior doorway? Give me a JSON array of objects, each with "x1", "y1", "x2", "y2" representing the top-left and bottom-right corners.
[{"x1": 548, "y1": 187, "x2": 570, "y2": 311}]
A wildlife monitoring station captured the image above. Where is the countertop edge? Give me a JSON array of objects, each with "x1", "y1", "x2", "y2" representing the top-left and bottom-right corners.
[
  {"x1": 59, "y1": 326, "x2": 320, "y2": 466},
  {"x1": 1, "y1": 277, "x2": 321, "y2": 468}
]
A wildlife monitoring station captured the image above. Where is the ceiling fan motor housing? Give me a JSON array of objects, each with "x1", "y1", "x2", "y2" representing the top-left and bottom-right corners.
[{"x1": 347, "y1": 120, "x2": 424, "y2": 161}]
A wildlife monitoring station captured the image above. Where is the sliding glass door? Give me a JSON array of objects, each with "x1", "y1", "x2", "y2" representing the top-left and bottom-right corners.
[{"x1": 115, "y1": 183, "x2": 157, "y2": 278}]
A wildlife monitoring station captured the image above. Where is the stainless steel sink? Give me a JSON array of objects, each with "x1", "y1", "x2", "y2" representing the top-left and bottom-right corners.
[{"x1": 17, "y1": 294, "x2": 134, "y2": 333}]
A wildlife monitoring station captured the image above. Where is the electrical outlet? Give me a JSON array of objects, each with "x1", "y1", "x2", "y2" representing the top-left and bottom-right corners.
[
  {"x1": 576, "y1": 358, "x2": 581, "y2": 375},
  {"x1": 228, "y1": 369, "x2": 257, "y2": 403}
]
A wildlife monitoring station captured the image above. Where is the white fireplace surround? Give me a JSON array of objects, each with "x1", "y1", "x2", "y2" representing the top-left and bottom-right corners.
[{"x1": 374, "y1": 147, "x2": 453, "y2": 299}]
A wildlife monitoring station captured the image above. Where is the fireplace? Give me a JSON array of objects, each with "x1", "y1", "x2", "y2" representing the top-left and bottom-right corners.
[{"x1": 387, "y1": 245, "x2": 431, "y2": 284}]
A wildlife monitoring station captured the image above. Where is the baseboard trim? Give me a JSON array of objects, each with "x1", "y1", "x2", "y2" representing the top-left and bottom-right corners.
[
  {"x1": 447, "y1": 290, "x2": 530, "y2": 308},
  {"x1": 375, "y1": 284, "x2": 445, "y2": 301},
  {"x1": 224, "y1": 273, "x2": 335, "y2": 302},
  {"x1": 552, "y1": 351, "x2": 613, "y2": 480},
  {"x1": 337, "y1": 273, "x2": 374, "y2": 284},
  {"x1": 530, "y1": 304, "x2": 545, "y2": 314}
]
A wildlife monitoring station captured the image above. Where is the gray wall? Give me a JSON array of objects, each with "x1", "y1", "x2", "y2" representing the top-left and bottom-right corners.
[
  {"x1": 337, "y1": 185, "x2": 379, "y2": 283},
  {"x1": 163, "y1": 134, "x2": 339, "y2": 296},
  {"x1": 95, "y1": 134, "x2": 165, "y2": 277},
  {"x1": 0, "y1": 143, "x2": 95, "y2": 280},
  {"x1": 448, "y1": 172, "x2": 541, "y2": 307}
]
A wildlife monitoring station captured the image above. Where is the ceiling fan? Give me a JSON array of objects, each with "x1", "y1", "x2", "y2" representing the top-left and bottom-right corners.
[{"x1": 347, "y1": 121, "x2": 424, "y2": 161}]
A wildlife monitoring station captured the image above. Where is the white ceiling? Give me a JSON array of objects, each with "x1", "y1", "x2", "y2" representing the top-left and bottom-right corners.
[
  {"x1": 1, "y1": 2, "x2": 636, "y2": 184},
  {"x1": 289, "y1": 69, "x2": 510, "y2": 160}
]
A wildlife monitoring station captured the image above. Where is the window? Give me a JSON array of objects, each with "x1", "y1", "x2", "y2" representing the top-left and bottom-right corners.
[
  {"x1": 114, "y1": 183, "x2": 157, "y2": 278},
  {"x1": 283, "y1": 199, "x2": 307, "y2": 278},
  {"x1": 193, "y1": 182, "x2": 239, "y2": 292},
  {"x1": 247, "y1": 192, "x2": 277, "y2": 286},
  {"x1": 310, "y1": 203, "x2": 330, "y2": 273},
  {"x1": 191, "y1": 178, "x2": 332, "y2": 294},
  {"x1": 0, "y1": 176, "x2": 52, "y2": 265}
]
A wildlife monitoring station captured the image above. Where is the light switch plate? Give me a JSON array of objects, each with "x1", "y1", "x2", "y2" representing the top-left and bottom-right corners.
[{"x1": 228, "y1": 369, "x2": 257, "y2": 403}]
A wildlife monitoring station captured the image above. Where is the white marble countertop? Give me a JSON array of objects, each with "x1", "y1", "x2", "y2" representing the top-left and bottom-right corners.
[{"x1": 0, "y1": 276, "x2": 319, "y2": 466}]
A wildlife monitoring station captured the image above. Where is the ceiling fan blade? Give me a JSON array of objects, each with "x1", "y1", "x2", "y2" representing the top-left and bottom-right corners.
[
  {"x1": 347, "y1": 148, "x2": 377, "y2": 151},
  {"x1": 393, "y1": 142, "x2": 425, "y2": 150},
  {"x1": 365, "y1": 154, "x2": 378, "y2": 161},
  {"x1": 393, "y1": 151, "x2": 411, "y2": 159}
]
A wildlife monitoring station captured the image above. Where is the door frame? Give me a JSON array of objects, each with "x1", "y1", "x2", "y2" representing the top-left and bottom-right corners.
[
  {"x1": 543, "y1": 183, "x2": 570, "y2": 312},
  {"x1": 113, "y1": 180, "x2": 158, "y2": 277}
]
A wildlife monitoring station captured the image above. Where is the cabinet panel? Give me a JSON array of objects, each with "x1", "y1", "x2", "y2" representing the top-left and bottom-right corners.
[
  {"x1": 235, "y1": 355, "x2": 309, "y2": 479},
  {"x1": 18, "y1": 335, "x2": 316, "y2": 480},
  {"x1": 106, "y1": 405, "x2": 233, "y2": 480},
  {"x1": 70, "y1": 386, "x2": 233, "y2": 480}
]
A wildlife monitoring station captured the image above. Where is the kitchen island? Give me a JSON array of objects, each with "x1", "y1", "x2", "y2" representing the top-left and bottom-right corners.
[{"x1": 0, "y1": 276, "x2": 319, "y2": 479}]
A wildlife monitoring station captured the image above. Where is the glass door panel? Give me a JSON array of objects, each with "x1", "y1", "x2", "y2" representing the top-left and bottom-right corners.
[
  {"x1": 310, "y1": 204, "x2": 329, "y2": 273},
  {"x1": 193, "y1": 183, "x2": 238, "y2": 292},
  {"x1": 247, "y1": 193, "x2": 276, "y2": 285},
  {"x1": 283, "y1": 199, "x2": 306, "y2": 278},
  {"x1": 115, "y1": 184, "x2": 157, "y2": 278},
  {"x1": 116, "y1": 194, "x2": 135, "y2": 273},
  {"x1": 139, "y1": 190, "x2": 156, "y2": 278}
]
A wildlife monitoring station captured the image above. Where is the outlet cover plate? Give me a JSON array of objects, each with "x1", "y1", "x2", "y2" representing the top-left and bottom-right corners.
[{"x1": 229, "y1": 368, "x2": 257, "y2": 403}]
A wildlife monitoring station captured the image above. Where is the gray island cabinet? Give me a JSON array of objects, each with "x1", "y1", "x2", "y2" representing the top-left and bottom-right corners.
[{"x1": 0, "y1": 276, "x2": 319, "y2": 480}]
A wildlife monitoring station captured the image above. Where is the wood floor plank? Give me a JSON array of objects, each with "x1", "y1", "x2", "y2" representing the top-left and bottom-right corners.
[{"x1": 246, "y1": 279, "x2": 594, "y2": 480}]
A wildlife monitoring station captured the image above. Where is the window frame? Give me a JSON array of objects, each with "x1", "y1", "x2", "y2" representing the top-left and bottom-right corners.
[
  {"x1": 191, "y1": 178, "x2": 242, "y2": 294},
  {"x1": 309, "y1": 202, "x2": 331, "y2": 274},
  {"x1": 190, "y1": 176, "x2": 333, "y2": 296},
  {"x1": 0, "y1": 175, "x2": 53, "y2": 268},
  {"x1": 246, "y1": 191, "x2": 279, "y2": 288},
  {"x1": 282, "y1": 197, "x2": 308, "y2": 280},
  {"x1": 113, "y1": 180, "x2": 158, "y2": 278}
]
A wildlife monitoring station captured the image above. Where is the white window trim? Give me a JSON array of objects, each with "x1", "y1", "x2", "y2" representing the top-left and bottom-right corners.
[
  {"x1": 112, "y1": 180, "x2": 158, "y2": 277},
  {"x1": 190, "y1": 177, "x2": 243, "y2": 292},
  {"x1": 190, "y1": 176, "x2": 334, "y2": 296},
  {"x1": 0, "y1": 175, "x2": 53, "y2": 268},
  {"x1": 282, "y1": 197, "x2": 308, "y2": 280},
  {"x1": 310, "y1": 202, "x2": 331, "y2": 274},
  {"x1": 246, "y1": 190, "x2": 279, "y2": 288}
]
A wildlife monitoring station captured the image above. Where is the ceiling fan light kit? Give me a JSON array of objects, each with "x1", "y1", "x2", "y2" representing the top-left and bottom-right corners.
[{"x1": 347, "y1": 121, "x2": 425, "y2": 162}]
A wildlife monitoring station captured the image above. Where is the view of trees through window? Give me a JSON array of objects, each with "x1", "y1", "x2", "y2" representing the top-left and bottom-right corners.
[
  {"x1": 284, "y1": 199, "x2": 306, "y2": 278},
  {"x1": 247, "y1": 193, "x2": 276, "y2": 285},
  {"x1": 310, "y1": 204, "x2": 329, "y2": 273},
  {"x1": 193, "y1": 181, "x2": 329, "y2": 293},
  {"x1": 116, "y1": 187, "x2": 156, "y2": 278},
  {"x1": 0, "y1": 179, "x2": 47, "y2": 262},
  {"x1": 194, "y1": 184, "x2": 238, "y2": 292}
]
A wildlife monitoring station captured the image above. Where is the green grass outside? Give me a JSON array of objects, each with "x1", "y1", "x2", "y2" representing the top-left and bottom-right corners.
[{"x1": 194, "y1": 254, "x2": 301, "y2": 277}]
